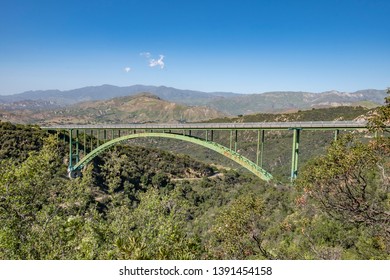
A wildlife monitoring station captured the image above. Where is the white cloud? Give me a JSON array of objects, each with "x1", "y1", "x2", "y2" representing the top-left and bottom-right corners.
[
  {"x1": 124, "y1": 67, "x2": 131, "y2": 73},
  {"x1": 149, "y1": 55, "x2": 165, "y2": 69},
  {"x1": 140, "y1": 52, "x2": 165, "y2": 69}
]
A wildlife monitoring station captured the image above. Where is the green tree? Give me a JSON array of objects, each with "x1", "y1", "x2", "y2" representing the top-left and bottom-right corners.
[
  {"x1": 0, "y1": 136, "x2": 103, "y2": 259},
  {"x1": 207, "y1": 192, "x2": 272, "y2": 259},
  {"x1": 0, "y1": 136, "x2": 65, "y2": 258},
  {"x1": 368, "y1": 88, "x2": 390, "y2": 133},
  {"x1": 111, "y1": 188, "x2": 201, "y2": 259},
  {"x1": 296, "y1": 135, "x2": 390, "y2": 258}
]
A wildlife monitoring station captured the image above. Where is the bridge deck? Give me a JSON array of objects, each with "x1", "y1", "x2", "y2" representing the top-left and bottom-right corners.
[{"x1": 42, "y1": 121, "x2": 368, "y2": 131}]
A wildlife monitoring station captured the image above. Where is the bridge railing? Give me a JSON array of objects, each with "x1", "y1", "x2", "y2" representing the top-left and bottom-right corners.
[{"x1": 42, "y1": 120, "x2": 368, "y2": 131}]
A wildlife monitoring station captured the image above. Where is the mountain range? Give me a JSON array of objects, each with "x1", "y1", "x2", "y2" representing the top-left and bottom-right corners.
[
  {"x1": 0, "y1": 85, "x2": 386, "y2": 115},
  {"x1": 0, "y1": 85, "x2": 238, "y2": 106},
  {"x1": 0, "y1": 93, "x2": 226, "y2": 125}
]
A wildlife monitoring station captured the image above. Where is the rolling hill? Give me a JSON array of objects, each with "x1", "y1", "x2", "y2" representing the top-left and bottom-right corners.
[
  {"x1": 0, "y1": 85, "x2": 386, "y2": 115},
  {"x1": 0, "y1": 93, "x2": 226, "y2": 125},
  {"x1": 206, "y1": 89, "x2": 385, "y2": 115}
]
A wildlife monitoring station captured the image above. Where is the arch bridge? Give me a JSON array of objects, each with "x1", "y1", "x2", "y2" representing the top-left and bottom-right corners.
[{"x1": 42, "y1": 121, "x2": 371, "y2": 182}]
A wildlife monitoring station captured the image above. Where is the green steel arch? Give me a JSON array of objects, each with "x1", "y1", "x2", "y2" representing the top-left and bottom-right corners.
[{"x1": 70, "y1": 132, "x2": 273, "y2": 181}]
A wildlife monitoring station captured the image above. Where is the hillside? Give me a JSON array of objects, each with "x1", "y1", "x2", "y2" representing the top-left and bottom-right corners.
[
  {"x1": 0, "y1": 85, "x2": 386, "y2": 114},
  {"x1": 0, "y1": 118, "x2": 388, "y2": 260},
  {"x1": 205, "y1": 106, "x2": 371, "y2": 123},
  {"x1": 207, "y1": 90, "x2": 385, "y2": 115},
  {"x1": 0, "y1": 93, "x2": 226, "y2": 125}
]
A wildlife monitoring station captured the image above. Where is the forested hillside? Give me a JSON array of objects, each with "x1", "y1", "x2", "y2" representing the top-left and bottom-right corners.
[
  {"x1": 205, "y1": 106, "x2": 370, "y2": 123},
  {"x1": 0, "y1": 99, "x2": 389, "y2": 259}
]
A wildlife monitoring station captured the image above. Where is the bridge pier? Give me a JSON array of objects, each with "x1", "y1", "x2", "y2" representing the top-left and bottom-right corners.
[
  {"x1": 68, "y1": 129, "x2": 73, "y2": 171},
  {"x1": 334, "y1": 129, "x2": 339, "y2": 141},
  {"x1": 290, "y1": 128, "x2": 301, "y2": 181},
  {"x1": 75, "y1": 129, "x2": 79, "y2": 163},
  {"x1": 256, "y1": 129, "x2": 265, "y2": 167},
  {"x1": 67, "y1": 167, "x2": 81, "y2": 179},
  {"x1": 234, "y1": 130, "x2": 238, "y2": 152}
]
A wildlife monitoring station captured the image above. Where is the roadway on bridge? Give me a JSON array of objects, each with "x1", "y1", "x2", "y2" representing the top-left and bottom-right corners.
[{"x1": 42, "y1": 120, "x2": 368, "y2": 130}]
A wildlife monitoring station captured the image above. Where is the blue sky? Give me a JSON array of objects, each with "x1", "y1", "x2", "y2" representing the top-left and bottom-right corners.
[{"x1": 1, "y1": 0, "x2": 389, "y2": 94}]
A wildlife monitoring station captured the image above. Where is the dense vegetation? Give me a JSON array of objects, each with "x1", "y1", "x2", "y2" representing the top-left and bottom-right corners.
[
  {"x1": 0, "y1": 98, "x2": 389, "y2": 259},
  {"x1": 205, "y1": 106, "x2": 370, "y2": 123}
]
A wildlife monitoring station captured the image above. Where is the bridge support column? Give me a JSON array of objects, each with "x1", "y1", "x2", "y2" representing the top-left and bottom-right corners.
[
  {"x1": 256, "y1": 130, "x2": 265, "y2": 167},
  {"x1": 235, "y1": 130, "x2": 238, "y2": 152},
  {"x1": 83, "y1": 129, "x2": 86, "y2": 156},
  {"x1": 334, "y1": 129, "x2": 339, "y2": 141},
  {"x1": 68, "y1": 129, "x2": 73, "y2": 171},
  {"x1": 90, "y1": 130, "x2": 93, "y2": 150},
  {"x1": 229, "y1": 130, "x2": 233, "y2": 150},
  {"x1": 75, "y1": 129, "x2": 79, "y2": 163},
  {"x1": 290, "y1": 128, "x2": 301, "y2": 181}
]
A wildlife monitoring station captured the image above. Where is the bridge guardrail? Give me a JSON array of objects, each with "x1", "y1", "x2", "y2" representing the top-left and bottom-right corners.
[{"x1": 42, "y1": 120, "x2": 369, "y2": 131}]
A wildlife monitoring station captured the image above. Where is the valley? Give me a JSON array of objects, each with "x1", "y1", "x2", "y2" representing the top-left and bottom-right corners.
[{"x1": 0, "y1": 87, "x2": 388, "y2": 260}]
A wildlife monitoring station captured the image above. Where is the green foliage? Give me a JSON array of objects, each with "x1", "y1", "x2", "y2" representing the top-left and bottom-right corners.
[
  {"x1": 1, "y1": 136, "x2": 65, "y2": 258},
  {"x1": 206, "y1": 106, "x2": 370, "y2": 123},
  {"x1": 112, "y1": 188, "x2": 199, "y2": 259},
  {"x1": 206, "y1": 192, "x2": 271, "y2": 259},
  {"x1": 297, "y1": 135, "x2": 389, "y2": 231},
  {"x1": 0, "y1": 121, "x2": 46, "y2": 161},
  {"x1": 0, "y1": 118, "x2": 389, "y2": 260},
  {"x1": 368, "y1": 88, "x2": 390, "y2": 133},
  {"x1": 0, "y1": 135, "x2": 104, "y2": 259},
  {"x1": 295, "y1": 135, "x2": 390, "y2": 258},
  {"x1": 97, "y1": 145, "x2": 213, "y2": 196}
]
